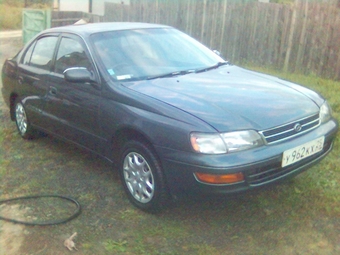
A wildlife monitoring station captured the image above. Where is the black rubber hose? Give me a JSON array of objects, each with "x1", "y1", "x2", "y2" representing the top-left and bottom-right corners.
[{"x1": 0, "y1": 195, "x2": 81, "y2": 226}]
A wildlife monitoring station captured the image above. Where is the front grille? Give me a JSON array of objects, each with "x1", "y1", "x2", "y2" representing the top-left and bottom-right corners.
[
  {"x1": 246, "y1": 140, "x2": 332, "y2": 185},
  {"x1": 260, "y1": 113, "x2": 320, "y2": 144}
]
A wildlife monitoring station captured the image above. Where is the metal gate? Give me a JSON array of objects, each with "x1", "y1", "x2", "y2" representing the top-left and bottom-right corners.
[{"x1": 22, "y1": 9, "x2": 51, "y2": 44}]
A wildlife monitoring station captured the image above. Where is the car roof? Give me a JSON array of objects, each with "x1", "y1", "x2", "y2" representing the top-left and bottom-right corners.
[{"x1": 44, "y1": 22, "x2": 171, "y2": 37}]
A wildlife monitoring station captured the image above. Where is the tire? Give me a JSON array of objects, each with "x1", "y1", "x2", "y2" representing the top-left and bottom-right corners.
[
  {"x1": 14, "y1": 100, "x2": 36, "y2": 139},
  {"x1": 119, "y1": 140, "x2": 169, "y2": 213}
]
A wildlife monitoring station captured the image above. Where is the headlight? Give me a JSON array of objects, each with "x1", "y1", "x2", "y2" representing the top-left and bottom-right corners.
[
  {"x1": 320, "y1": 101, "x2": 332, "y2": 123},
  {"x1": 221, "y1": 130, "x2": 264, "y2": 152},
  {"x1": 190, "y1": 133, "x2": 227, "y2": 154},
  {"x1": 190, "y1": 130, "x2": 263, "y2": 154}
]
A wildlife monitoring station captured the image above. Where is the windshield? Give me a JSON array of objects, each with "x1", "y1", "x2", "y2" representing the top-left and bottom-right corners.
[{"x1": 91, "y1": 28, "x2": 224, "y2": 81}]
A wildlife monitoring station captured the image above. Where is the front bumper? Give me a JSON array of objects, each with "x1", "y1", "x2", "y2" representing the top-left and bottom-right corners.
[{"x1": 157, "y1": 119, "x2": 338, "y2": 196}]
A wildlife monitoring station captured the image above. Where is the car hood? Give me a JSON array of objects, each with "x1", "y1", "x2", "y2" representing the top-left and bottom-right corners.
[{"x1": 125, "y1": 66, "x2": 322, "y2": 132}]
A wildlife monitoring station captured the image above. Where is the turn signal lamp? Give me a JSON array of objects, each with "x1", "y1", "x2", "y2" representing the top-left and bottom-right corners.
[{"x1": 194, "y1": 172, "x2": 244, "y2": 184}]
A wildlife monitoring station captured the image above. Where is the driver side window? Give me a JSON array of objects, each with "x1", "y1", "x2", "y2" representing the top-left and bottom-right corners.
[{"x1": 54, "y1": 37, "x2": 92, "y2": 74}]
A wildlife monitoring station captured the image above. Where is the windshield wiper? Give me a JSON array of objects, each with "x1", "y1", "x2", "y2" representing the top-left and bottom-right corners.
[
  {"x1": 147, "y1": 69, "x2": 195, "y2": 80},
  {"x1": 195, "y1": 61, "x2": 229, "y2": 73}
]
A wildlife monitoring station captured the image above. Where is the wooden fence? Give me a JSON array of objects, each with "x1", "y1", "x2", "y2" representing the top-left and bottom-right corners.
[
  {"x1": 52, "y1": 11, "x2": 103, "y2": 27},
  {"x1": 104, "y1": 0, "x2": 340, "y2": 80}
]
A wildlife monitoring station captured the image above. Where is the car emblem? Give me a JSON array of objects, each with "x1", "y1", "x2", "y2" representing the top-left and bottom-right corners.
[{"x1": 294, "y1": 123, "x2": 302, "y2": 132}]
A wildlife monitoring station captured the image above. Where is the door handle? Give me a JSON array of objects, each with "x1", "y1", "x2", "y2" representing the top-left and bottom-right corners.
[{"x1": 49, "y1": 87, "x2": 57, "y2": 95}]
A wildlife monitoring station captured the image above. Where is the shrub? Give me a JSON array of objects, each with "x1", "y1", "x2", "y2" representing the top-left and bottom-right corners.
[{"x1": 0, "y1": 4, "x2": 23, "y2": 30}]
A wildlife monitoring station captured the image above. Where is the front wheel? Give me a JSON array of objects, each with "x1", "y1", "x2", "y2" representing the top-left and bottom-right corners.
[
  {"x1": 14, "y1": 100, "x2": 36, "y2": 139},
  {"x1": 119, "y1": 140, "x2": 169, "y2": 213}
]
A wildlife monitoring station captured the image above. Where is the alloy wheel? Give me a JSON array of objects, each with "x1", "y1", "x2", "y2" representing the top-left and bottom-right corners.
[
  {"x1": 123, "y1": 152, "x2": 155, "y2": 203},
  {"x1": 15, "y1": 103, "x2": 28, "y2": 136}
]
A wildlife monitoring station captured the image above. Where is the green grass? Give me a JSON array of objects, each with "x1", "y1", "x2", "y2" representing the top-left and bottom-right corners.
[
  {"x1": 0, "y1": 3, "x2": 23, "y2": 30},
  {"x1": 0, "y1": 1, "x2": 52, "y2": 30},
  {"x1": 103, "y1": 239, "x2": 128, "y2": 253}
]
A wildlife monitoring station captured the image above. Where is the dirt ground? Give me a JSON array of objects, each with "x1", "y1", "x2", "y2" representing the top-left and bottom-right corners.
[
  {"x1": 1, "y1": 33, "x2": 340, "y2": 255},
  {"x1": 0, "y1": 33, "x2": 25, "y2": 255}
]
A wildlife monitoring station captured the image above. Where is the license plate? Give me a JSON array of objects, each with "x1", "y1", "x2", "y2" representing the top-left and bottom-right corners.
[{"x1": 282, "y1": 136, "x2": 324, "y2": 167}]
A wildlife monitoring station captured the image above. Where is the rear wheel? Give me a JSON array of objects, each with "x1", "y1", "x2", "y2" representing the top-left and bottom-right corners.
[
  {"x1": 119, "y1": 140, "x2": 169, "y2": 212},
  {"x1": 14, "y1": 100, "x2": 36, "y2": 139}
]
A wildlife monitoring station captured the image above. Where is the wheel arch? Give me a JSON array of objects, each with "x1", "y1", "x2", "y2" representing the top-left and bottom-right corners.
[
  {"x1": 111, "y1": 127, "x2": 159, "y2": 163},
  {"x1": 9, "y1": 93, "x2": 19, "y2": 121}
]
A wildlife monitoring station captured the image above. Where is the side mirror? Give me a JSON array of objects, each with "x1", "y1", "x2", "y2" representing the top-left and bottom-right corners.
[{"x1": 64, "y1": 67, "x2": 95, "y2": 83}]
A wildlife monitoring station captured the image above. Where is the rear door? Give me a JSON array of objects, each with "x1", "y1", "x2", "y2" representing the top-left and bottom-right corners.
[
  {"x1": 17, "y1": 35, "x2": 58, "y2": 129},
  {"x1": 44, "y1": 34, "x2": 104, "y2": 152}
]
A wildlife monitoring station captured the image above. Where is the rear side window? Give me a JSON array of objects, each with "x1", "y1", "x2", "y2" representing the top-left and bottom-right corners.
[
  {"x1": 22, "y1": 41, "x2": 35, "y2": 65},
  {"x1": 22, "y1": 36, "x2": 58, "y2": 70}
]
